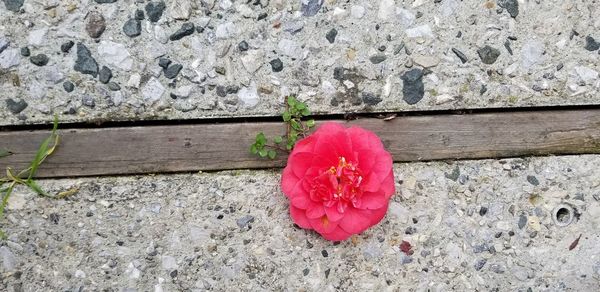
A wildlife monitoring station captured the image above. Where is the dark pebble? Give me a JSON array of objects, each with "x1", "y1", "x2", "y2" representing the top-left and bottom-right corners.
[
  {"x1": 529, "y1": 231, "x2": 538, "y2": 238},
  {"x1": 95, "y1": 0, "x2": 117, "y2": 3},
  {"x1": 6, "y1": 98, "x2": 28, "y2": 114},
  {"x1": 508, "y1": 231, "x2": 515, "y2": 236},
  {"x1": 584, "y1": 35, "x2": 600, "y2": 51},
  {"x1": 526, "y1": 175, "x2": 539, "y2": 186},
  {"x1": 270, "y1": 58, "x2": 283, "y2": 72},
  {"x1": 518, "y1": 214, "x2": 527, "y2": 229},
  {"x1": 401, "y1": 69, "x2": 424, "y2": 105},
  {"x1": 238, "y1": 40, "x2": 249, "y2": 51},
  {"x1": 404, "y1": 226, "x2": 417, "y2": 235},
  {"x1": 445, "y1": 166, "x2": 460, "y2": 181},
  {"x1": 477, "y1": 45, "x2": 501, "y2": 64},
  {"x1": 61, "y1": 41, "x2": 74, "y2": 53},
  {"x1": 226, "y1": 85, "x2": 239, "y2": 94},
  {"x1": 494, "y1": 232, "x2": 503, "y2": 238},
  {"x1": 20, "y1": 47, "x2": 30, "y2": 57},
  {"x1": 63, "y1": 81, "x2": 75, "y2": 92},
  {"x1": 170, "y1": 22, "x2": 195, "y2": 41},
  {"x1": 557, "y1": 63, "x2": 564, "y2": 71},
  {"x1": 3, "y1": 0, "x2": 24, "y2": 12},
  {"x1": 474, "y1": 259, "x2": 487, "y2": 271},
  {"x1": 257, "y1": 12, "x2": 268, "y2": 21},
  {"x1": 99, "y1": 66, "x2": 112, "y2": 84},
  {"x1": 302, "y1": 268, "x2": 309, "y2": 276},
  {"x1": 451, "y1": 48, "x2": 468, "y2": 63},
  {"x1": 480, "y1": 85, "x2": 487, "y2": 95},
  {"x1": 301, "y1": 0, "x2": 323, "y2": 17},
  {"x1": 321, "y1": 250, "x2": 328, "y2": 257},
  {"x1": 369, "y1": 54, "x2": 387, "y2": 64},
  {"x1": 362, "y1": 92, "x2": 382, "y2": 105},
  {"x1": 158, "y1": 58, "x2": 171, "y2": 69},
  {"x1": 49, "y1": 213, "x2": 60, "y2": 224},
  {"x1": 170, "y1": 270, "x2": 178, "y2": 278},
  {"x1": 497, "y1": 0, "x2": 519, "y2": 18},
  {"x1": 325, "y1": 28, "x2": 337, "y2": 44},
  {"x1": 123, "y1": 19, "x2": 142, "y2": 37},
  {"x1": 479, "y1": 206, "x2": 488, "y2": 216},
  {"x1": 215, "y1": 66, "x2": 226, "y2": 75},
  {"x1": 508, "y1": 36, "x2": 518, "y2": 41},
  {"x1": 164, "y1": 64, "x2": 183, "y2": 79},
  {"x1": 134, "y1": 9, "x2": 145, "y2": 20},
  {"x1": 378, "y1": 45, "x2": 386, "y2": 52},
  {"x1": 324, "y1": 268, "x2": 330, "y2": 278},
  {"x1": 504, "y1": 40, "x2": 513, "y2": 55},
  {"x1": 196, "y1": 26, "x2": 204, "y2": 33},
  {"x1": 107, "y1": 82, "x2": 121, "y2": 91},
  {"x1": 145, "y1": 1, "x2": 166, "y2": 22},
  {"x1": 30, "y1": 54, "x2": 49, "y2": 66},
  {"x1": 74, "y1": 43, "x2": 99, "y2": 77},
  {"x1": 216, "y1": 86, "x2": 227, "y2": 97},
  {"x1": 456, "y1": 31, "x2": 462, "y2": 38}
]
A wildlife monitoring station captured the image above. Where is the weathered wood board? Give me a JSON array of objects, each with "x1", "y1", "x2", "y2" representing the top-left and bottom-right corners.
[{"x1": 2, "y1": 109, "x2": 600, "y2": 178}]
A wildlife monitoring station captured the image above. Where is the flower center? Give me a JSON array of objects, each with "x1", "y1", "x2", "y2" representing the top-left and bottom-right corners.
[{"x1": 310, "y1": 157, "x2": 363, "y2": 213}]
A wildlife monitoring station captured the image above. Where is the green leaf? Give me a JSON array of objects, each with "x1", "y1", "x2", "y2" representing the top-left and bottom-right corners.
[
  {"x1": 286, "y1": 143, "x2": 293, "y2": 150},
  {"x1": 267, "y1": 150, "x2": 276, "y2": 159},
  {"x1": 282, "y1": 111, "x2": 291, "y2": 122},
  {"x1": 258, "y1": 149, "x2": 268, "y2": 157},
  {"x1": 296, "y1": 103, "x2": 306, "y2": 110},
  {"x1": 256, "y1": 132, "x2": 267, "y2": 145},
  {"x1": 306, "y1": 119, "x2": 315, "y2": 128},
  {"x1": 273, "y1": 136, "x2": 283, "y2": 144},
  {"x1": 301, "y1": 108, "x2": 311, "y2": 116},
  {"x1": 0, "y1": 149, "x2": 11, "y2": 158},
  {"x1": 287, "y1": 96, "x2": 297, "y2": 107},
  {"x1": 28, "y1": 116, "x2": 59, "y2": 180},
  {"x1": 25, "y1": 180, "x2": 49, "y2": 197},
  {"x1": 250, "y1": 144, "x2": 258, "y2": 154}
]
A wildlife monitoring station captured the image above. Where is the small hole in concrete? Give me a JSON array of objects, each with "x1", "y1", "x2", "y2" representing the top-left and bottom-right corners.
[{"x1": 556, "y1": 207, "x2": 571, "y2": 223}]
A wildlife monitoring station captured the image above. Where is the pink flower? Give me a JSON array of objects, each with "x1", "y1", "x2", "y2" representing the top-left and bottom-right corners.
[{"x1": 281, "y1": 122, "x2": 395, "y2": 241}]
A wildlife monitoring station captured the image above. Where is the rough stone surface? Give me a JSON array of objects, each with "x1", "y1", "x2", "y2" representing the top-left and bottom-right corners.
[
  {"x1": 86, "y1": 12, "x2": 106, "y2": 39},
  {"x1": 1, "y1": 155, "x2": 600, "y2": 290},
  {"x1": 401, "y1": 69, "x2": 425, "y2": 105},
  {"x1": 0, "y1": 1, "x2": 599, "y2": 125},
  {"x1": 73, "y1": 43, "x2": 99, "y2": 78}
]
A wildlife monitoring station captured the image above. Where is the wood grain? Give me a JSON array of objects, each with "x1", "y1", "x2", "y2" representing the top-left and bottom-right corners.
[{"x1": 2, "y1": 110, "x2": 600, "y2": 178}]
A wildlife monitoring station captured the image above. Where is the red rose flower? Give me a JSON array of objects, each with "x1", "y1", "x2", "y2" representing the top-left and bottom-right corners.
[{"x1": 281, "y1": 122, "x2": 395, "y2": 241}]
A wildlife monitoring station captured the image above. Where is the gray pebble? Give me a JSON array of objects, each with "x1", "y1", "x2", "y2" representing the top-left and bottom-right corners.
[
  {"x1": 145, "y1": 1, "x2": 166, "y2": 23},
  {"x1": 451, "y1": 48, "x2": 468, "y2": 63},
  {"x1": 164, "y1": 64, "x2": 183, "y2": 79},
  {"x1": 74, "y1": 43, "x2": 99, "y2": 77},
  {"x1": 99, "y1": 66, "x2": 112, "y2": 84},
  {"x1": 478, "y1": 45, "x2": 501, "y2": 64},
  {"x1": 325, "y1": 28, "x2": 337, "y2": 44},
  {"x1": 30, "y1": 54, "x2": 49, "y2": 66},
  {"x1": 504, "y1": 40, "x2": 513, "y2": 55},
  {"x1": 526, "y1": 175, "x2": 539, "y2": 186},
  {"x1": 518, "y1": 214, "x2": 527, "y2": 229},
  {"x1": 236, "y1": 215, "x2": 255, "y2": 228},
  {"x1": 123, "y1": 19, "x2": 142, "y2": 37},
  {"x1": 82, "y1": 95, "x2": 96, "y2": 108},
  {"x1": 6, "y1": 98, "x2": 28, "y2": 114},
  {"x1": 474, "y1": 259, "x2": 487, "y2": 271},
  {"x1": 107, "y1": 82, "x2": 120, "y2": 91},
  {"x1": 63, "y1": 81, "x2": 75, "y2": 92},
  {"x1": 20, "y1": 47, "x2": 30, "y2": 57},
  {"x1": 362, "y1": 92, "x2": 382, "y2": 106},
  {"x1": 170, "y1": 23, "x2": 195, "y2": 41},
  {"x1": 369, "y1": 54, "x2": 387, "y2": 64},
  {"x1": 3, "y1": 0, "x2": 24, "y2": 12},
  {"x1": 270, "y1": 58, "x2": 283, "y2": 72},
  {"x1": 158, "y1": 58, "x2": 171, "y2": 69},
  {"x1": 94, "y1": 0, "x2": 117, "y2": 3},
  {"x1": 497, "y1": 0, "x2": 519, "y2": 18},
  {"x1": 401, "y1": 68, "x2": 424, "y2": 105},
  {"x1": 238, "y1": 41, "x2": 249, "y2": 51},
  {"x1": 134, "y1": 9, "x2": 145, "y2": 20},
  {"x1": 584, "y1": 36, "x2": 600, "y2": 51},
  {"x1": 490, "y1": 263, "x2": 506, "y2": 274},
  {"x1": 301, "y1": 0, "x2": 323, "y2": 17},
  {"x1": 61, "y1": 41, "x2": 74, "y2": 53}
]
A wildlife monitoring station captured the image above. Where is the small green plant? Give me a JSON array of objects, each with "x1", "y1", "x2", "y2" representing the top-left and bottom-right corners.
[
  {"x1": 0, "y1": 116, "x2": 61, "y2": 238},
  {"x1": 250, "y1": 96, "x2": 316, "y2": 159}
]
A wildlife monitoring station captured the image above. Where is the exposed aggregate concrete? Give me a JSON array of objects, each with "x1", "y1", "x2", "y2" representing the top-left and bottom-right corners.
[
  {"x1": 0, "y1": 0, "x2": 599, "y2": 125},
  {"x1": 1, "y1": 155, "x2": 599, "y2": 290}
]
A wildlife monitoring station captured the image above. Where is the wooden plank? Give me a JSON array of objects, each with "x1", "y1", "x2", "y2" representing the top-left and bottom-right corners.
[{"x1": 1, "y1": 109, "x2": 600, "y2": 178}]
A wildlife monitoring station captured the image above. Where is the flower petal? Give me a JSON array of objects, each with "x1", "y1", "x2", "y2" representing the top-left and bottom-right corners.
[
  {"x1": 305, "y1": 204, "x2": 325, "y2": 219},
  {"x1": 360, "y1": 190, "x2": 388, "y2": 210},
  {"x1": 290, "y1": 205, "x2": 312, "y2": 229},
  {"x1": 290, "y1": 194, "x2": 311, "y2": 209},
  {"x1": 324, "y1": 204, "x2": 344, "y2": 222},
  {"x1": 369, "y1": 202, "x2": 389, "y2": 226},
  {"x1": 321, "y1": 226, "x2": 352, "y2": 241},
  {"x1": 347, "y1": 126, "x2": 384, "y2": 152},
  {"x1": 309, "y1": 215, "x2": 339, "y2": 234},
  {"x1": 289, "y1": 152, "x2": 314, "y2": 178},
  {"x1": 338, "y1": 207, "x2": 373, "y2": 234},
  {"x1": 292, "y1": 134, "x2": 317, "y2": 154},
  {"x1": 380, "y1": 170, "x2": 396, "y2": 199},
  {"x1": 281, "y1": 166, "x2": 300, "y2": 198}
]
